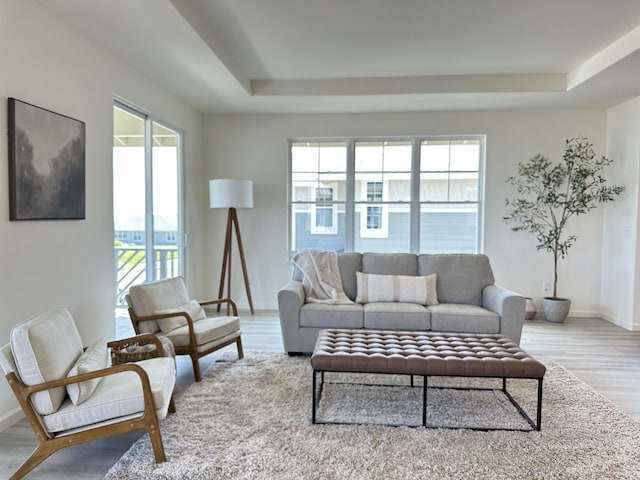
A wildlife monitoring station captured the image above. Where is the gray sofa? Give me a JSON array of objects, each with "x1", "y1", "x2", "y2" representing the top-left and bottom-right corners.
[{"x1": 277, "y1": 253, "x2": 525, "y2": 354}]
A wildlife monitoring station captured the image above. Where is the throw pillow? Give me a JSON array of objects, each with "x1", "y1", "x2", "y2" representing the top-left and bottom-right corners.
[
  {"x1": 66, "y1": 337, "x2": 109, "y2": 405},
  {"x1": 397, "y1": 273, "x2": 439, "y2": 305},
  {"x1": 356, "y1": 272, "x2": 438, "y2": 305},
  {"x1": 154, "y1": 299, "x2": 206, "y2": 333}
]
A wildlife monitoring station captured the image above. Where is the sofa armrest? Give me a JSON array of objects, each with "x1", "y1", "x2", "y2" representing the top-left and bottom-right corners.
[
  {"x1": 278, "y1": 280, "x2": 305, "y2": 324},
  {"x1": 277, "y1": 280, "x2": 305, "y2": 351},
  {"x1": 482, "y1": 284, "x2": 526, "y2": 344}
]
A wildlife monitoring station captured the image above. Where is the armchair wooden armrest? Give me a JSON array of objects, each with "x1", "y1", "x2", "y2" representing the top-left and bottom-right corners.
[
  {"x1": 127, "y1": 311, "x2": 198, "y2": 353},
  {"x1": 199, "y1": 297, "x2": 238, "y2": 316},
  {"x1": 16, "y1": 362, "x2": 154, "y2": 397}
]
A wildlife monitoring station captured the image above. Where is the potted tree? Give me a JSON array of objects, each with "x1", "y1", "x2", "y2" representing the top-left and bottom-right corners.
[{"x1": 503, "y1": 137, "x2": 623, "y2": 323}]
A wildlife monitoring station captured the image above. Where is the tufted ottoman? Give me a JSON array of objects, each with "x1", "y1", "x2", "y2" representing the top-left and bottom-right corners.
[{"x1": 310, "y1": 329, "x2": 546, "y2": 430}]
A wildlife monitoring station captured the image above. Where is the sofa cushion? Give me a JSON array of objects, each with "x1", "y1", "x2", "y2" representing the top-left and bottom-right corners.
[
  {"x1": 363, "y1": 302, "x2": 431, "y2": 330},
  {"x1": 10, "y1": 306, "x2": 83, "y2": 415},
  {"x1": 355, "y1": 272, "x2": 438, "y2": 305},
  {"x1": 337, "y1": 253, "x2": 363, "y2": 301},
  {"x1": 300, "y1": 303, "x2": 364, "y2": 329},
  {"x1": 362, "y1": 253, "x2": 418, "y2": 276},
  {"x1": 42, "y1": 356, "x2": 176, "y2": 433},
  {"x1": 418, "y1": 254, "x2": 494, "y2": 306},
  {"x1": 429, "y1": 304, "x2": 500, "y2": 334},
  {"x1": 154, "y1": 299, "x2": 206, "y2": 333},
  {"x1": 66, "y1": 338, "x2": 109, "y2": 405}
]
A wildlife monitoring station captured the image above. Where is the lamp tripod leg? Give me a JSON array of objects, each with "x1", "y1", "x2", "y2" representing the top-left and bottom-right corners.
[
  {"x1": 217, "y1": 209, "x2": 234, "y2": 314},
  {"x1": 216, "y1": 208, "x2": 254, "y2": 315},
  {"x1": 231, "y1": 208, "x2": 254, "y2": 314}
]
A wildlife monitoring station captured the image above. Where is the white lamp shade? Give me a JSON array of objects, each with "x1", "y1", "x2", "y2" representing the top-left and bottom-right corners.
[{"x1": 209, "y1": 179, "x2": 253, "y2": 209}]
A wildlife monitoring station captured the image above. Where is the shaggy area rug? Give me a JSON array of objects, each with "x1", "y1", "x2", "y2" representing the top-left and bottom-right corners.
[{"x1": 105, "y1": 352, "x2": 640, "y2": 479}]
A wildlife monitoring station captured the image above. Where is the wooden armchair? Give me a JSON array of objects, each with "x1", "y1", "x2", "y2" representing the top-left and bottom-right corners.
[
  {"x1": 126, "y1": 276, "x2": 243, "y2": 382},
  {"x1": 0, "y1": 306, "x2": 176, "y2": 480}
]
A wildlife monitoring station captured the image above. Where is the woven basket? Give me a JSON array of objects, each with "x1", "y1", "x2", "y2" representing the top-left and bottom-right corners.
[{"x1": 111, "y1": 339, "x2": 159, "y2": 364}]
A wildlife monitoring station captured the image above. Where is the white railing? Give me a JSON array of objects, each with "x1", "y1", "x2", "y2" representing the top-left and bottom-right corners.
[{"x1": 115, "y1": 245, "x2": 179, "y2": 306}]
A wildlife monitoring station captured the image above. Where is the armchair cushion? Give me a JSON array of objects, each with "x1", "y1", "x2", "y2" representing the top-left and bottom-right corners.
[
  {"x1": 154, "y1": 299, "x2": 206, "y2": 333},
  {"x1": 42, "y1": 356, "x2": 176, "y2": 434},
  {"x1": 129, "y1": 277, "x2": 190, "y2": 316},
  {"x1": 66, "y1": 338, "x2": 109, "y2": 405},
  {"x1": 10, "y1": 306, "x2": 83, "y2": 415},
  {"x1": 162, "y1": 315, "x2": 241, "y2": 349}
]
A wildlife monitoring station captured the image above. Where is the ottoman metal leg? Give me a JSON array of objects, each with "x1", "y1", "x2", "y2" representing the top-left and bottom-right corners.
[
  {"x1": 312, "y1": 370, "x2": 325, "y2": 424},
  {"x1": 423, "y1": 376, "x2": 428, "y2": 427}
]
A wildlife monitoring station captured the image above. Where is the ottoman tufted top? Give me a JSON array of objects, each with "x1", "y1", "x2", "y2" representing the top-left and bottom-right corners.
[{"x1": 311, "y1": 329, "x2": 546, "y2": 379}]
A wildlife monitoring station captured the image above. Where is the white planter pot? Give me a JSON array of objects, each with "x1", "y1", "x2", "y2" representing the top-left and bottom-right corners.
[{"x1": 542, "y1": 297, "x2": 571, "y2": 323}]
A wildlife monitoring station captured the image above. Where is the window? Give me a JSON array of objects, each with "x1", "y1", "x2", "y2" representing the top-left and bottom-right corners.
[
  {"x1": 420, "y1": 139, "x2": 481, "y2": 253},
  {"x1": 290, "y1": 142, "x2": 346, "y2": 249},
  {"x1": 113, "y1": 102, "x2": 184, "y2": 309},
  {"x1": 289, "y1": 136, "x2": 483, "y2": 254},
  {"x1": 132, "y1": 231, "x2": 144, "y2": 243}
]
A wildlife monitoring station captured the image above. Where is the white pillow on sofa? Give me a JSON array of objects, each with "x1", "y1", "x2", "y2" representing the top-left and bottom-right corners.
[
  {"x1": 154, "y1": 299, "x2": 206, "y2": 333},
  {"x1": 66, "y1": 337, "x2": 109, "y2": 405},
  {"x1": 356, "y1": 272, "x2": 438, "y2": 305}
]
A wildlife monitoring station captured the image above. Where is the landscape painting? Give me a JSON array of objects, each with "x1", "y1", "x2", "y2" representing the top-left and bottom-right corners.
[{"x1": 8, "y1": 98, "x2": 85, "y2": 220}]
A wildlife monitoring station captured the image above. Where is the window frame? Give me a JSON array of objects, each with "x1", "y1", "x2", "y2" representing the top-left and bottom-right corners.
[{"x1": 288, "y1": 135, "x2": 485, "y2": 254}]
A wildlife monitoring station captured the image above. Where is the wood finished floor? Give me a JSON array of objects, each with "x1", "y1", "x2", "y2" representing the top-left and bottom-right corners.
[{"x1": 1, "y1": 313, "x2": 640, "y2": 479}]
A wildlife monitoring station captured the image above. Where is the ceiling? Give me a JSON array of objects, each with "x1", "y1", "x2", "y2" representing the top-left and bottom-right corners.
[{"x1": 37, "y1": 0, "x2": 640, "y2": 114}]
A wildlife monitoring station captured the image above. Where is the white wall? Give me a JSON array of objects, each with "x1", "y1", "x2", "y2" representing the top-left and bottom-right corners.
[
  {"x1": 204, "y1": 110, "x2": 608, "y2": 317},
  {"x1": 0, "y1": 1, "x2": 204, "y2": 427},
  {"x1": 602, "y1": 98, "x2": 640, "y2": 329}
]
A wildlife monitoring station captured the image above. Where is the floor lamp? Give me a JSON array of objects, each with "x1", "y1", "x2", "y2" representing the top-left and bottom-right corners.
[{"x1": 209, "y1": 179, "x2": 255, "y2": 315}]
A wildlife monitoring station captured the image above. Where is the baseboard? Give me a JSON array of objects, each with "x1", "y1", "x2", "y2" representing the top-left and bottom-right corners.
[
  {"x1": 237, "y1": 308, "x2": 279, "y2": 316},
  {"x1": 567, "y1": 309, "x2": 601, "y2": 318},
  {"x1": 0, "y1": 406, "x2": 24, "y2": 432},
  {"x1": 533, "y1": 308, "x2": 639, "y2": 332},
  {"x1": 600, "y1": 311, "x2": 638, "y2": 331},
  {"x1": 530, "y1": 309, "x2": 619, "y2": 323}
]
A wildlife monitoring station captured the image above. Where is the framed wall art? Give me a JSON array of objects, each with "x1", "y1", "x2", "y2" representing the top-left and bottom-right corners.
[{"x1": 8, "y1": 98, "x2": 86, "y2": 220}]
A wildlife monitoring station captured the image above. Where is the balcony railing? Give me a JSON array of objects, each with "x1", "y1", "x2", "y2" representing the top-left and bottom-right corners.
[{"x1": 115, "y1": 245, "x2": 179, "y2": 306}]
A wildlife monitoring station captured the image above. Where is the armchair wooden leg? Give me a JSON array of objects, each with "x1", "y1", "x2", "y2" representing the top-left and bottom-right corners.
[
  {"x1": 10, "y1": 443, "x2": 57, "y2": 480},
  {"x1": 191, "y1": 354, "x2": 202, "y2": 382},
  {"x1": 168, "y1": 397, "x2": 176, "y2": 414},
  {"x1": 146, "y1": 422, "x2": 167, "y2": 463},
  {"x1": 236, "y1": 337, "x2": 244, "y2": 359}
]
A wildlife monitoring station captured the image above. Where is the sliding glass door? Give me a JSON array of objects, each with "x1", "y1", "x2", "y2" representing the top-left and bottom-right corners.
[{"x1": 113, "y1": 102, "x2": 184, "y2": 307}]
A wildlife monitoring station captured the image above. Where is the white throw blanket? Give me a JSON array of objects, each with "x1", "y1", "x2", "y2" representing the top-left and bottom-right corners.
[{"x1": 292, "y1": 249, "x2": 354, "y2": 304}]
